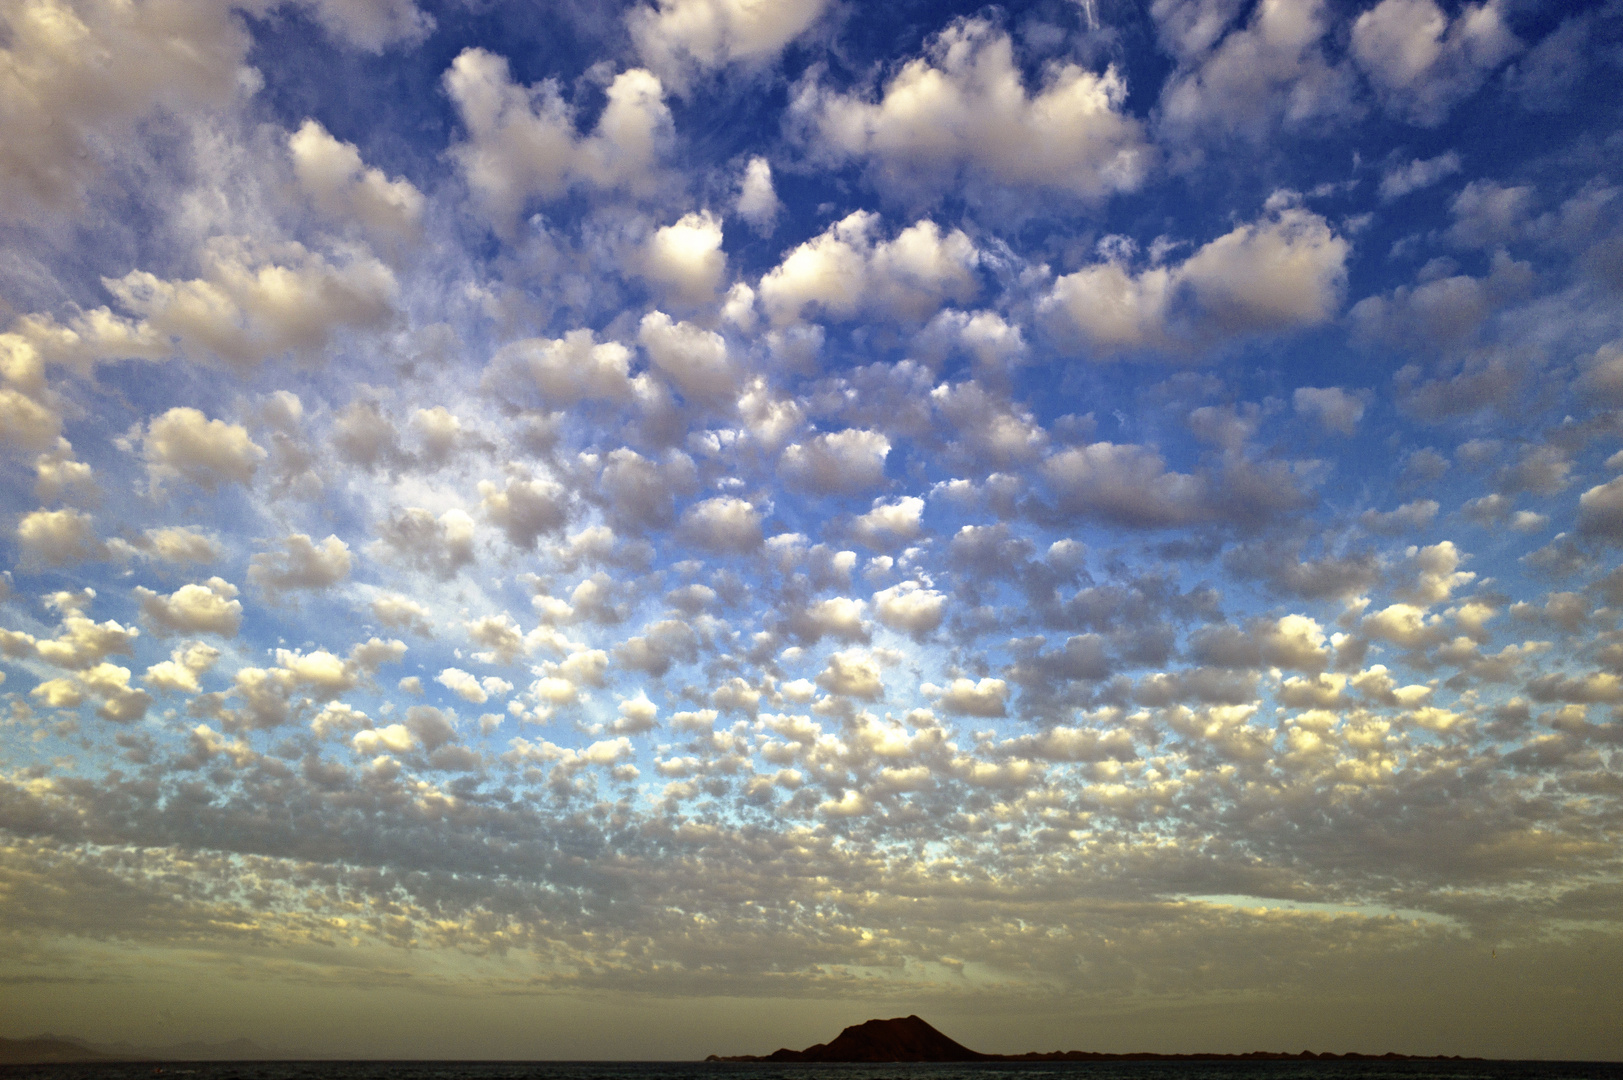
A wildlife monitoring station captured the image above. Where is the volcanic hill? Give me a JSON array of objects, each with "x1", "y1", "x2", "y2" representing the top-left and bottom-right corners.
[{"x1": 704, "y1": 1015, "x2": 1480, "y2": 1063}]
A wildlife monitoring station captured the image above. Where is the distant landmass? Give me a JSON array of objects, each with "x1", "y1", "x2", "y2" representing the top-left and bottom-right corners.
[
  {"x1": 704, "y1": 1015, "x2": 1482, "y2": 1063},
  {"x1": 0, "y1": 1034, "x2": 270, "y2": 1065}
]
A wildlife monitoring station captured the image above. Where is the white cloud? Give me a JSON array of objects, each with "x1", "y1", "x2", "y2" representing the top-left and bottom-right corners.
[
  {"x1": 1043, "y1": 443, "x2": 1207, "y2": 528},
  {"x1": 134, "y1": 578, "x2": 243, "y2": 637},
  {"x1": 1351, "y1": 0, "x2": 1519, "y2": 126},
  {"x1": 1040, "y1": 203, "x2": 1348, "y2": 356},
  {"x1": 372, "y1": 593, "x2": 434, "y2": 636},
  {"x1": 1156, "y1": 0, "x2": 1358, "y2": 143},
  {"x1": 444, "y1": 48, "x2": 673, "y2": 228},
  {"x1": 816, "y1": 649, "x2": 884, "y2": 700},
  {"x1": 1578, "y1": 476, "x2": 1623, "y2": 544},
  {"x1": 678, "y1": 497, "x2": 762, "y2": 552},
  {"x1": 852, "y1": 496, "x2": 925, "y2": 548},
  {"x1": 1361, "y1": 499, "x2": 1440, "y2": 535},
  {"x1": 26, "y1": 444, "x2": 87, "y2": 503},
  {"x1": 138, "y1": 407, "x2": 265, "y2": 495},
  {"x1": 612, "y1": 692, "x2": 659, "y2": 734},
  {"x1": 412, "y1": 407, "x2": 461, "y2": 465},
  {"x1": 786, "y1": 596, "x2": 868, "y2": 644},
  {"x1": 758, "y1": 212, "x2": 980, "y2": 326},
  {"x1": 916, "y1": 309, "x2": 1027, "y2": 372},
  {"x1": 16, "y1": 508, "x2": 108, "y2": 566},
  {"x1": 32, "y1": 441, "x2": 96, "y2": 503},
  {"x1": 780, "y1": 429, "x2": 891, "y2": 495},
  {"x1": 354, "y1": 723, "x2": 416, "y2": 755},
  {"x1": 296, "y1": 0, "x2": 434, "y2": 53},
  {"x1": 931, "y1": 676, "x2": 1008, "y2": 717},
  {"x1": 735, "y1": 156, "x2": 780, "y2": 235},
  {"x1": 139, "y1": 527, "x2": 221, "y2": 565},
  {"x1": 793, "y1": 17, "x2": 1152, "y2": 202},
  {"x1": 1293, "y1": 386, "x2": 1366, "y2": 435},
  {"x1": 628, "y1": 0, "x2": 832, "y2": 87},
  {"x1": 0, "y1": 346, "x2": 63, "y2": 451},
  {"x1": 248, "y1": 534, "x2": 353, "y2": 596},
  {"x1": 58, "y1": 237, "x2": 397, "y2": 372},
  {"x1": 639, "y1": 311, "x2": 737, "y2": 404},
  {"x1": 479, "y1": 476, "x2": 569, "y2": 550},
  {"x1": 598, "y1": 449, "x2": 695, "y2": 531},
  {"x1": 142, "y1": 643, "x2": 222, "y2": 695},
  {"x1": 437, "y1": 667, "x2": 490, "y2": 704},
  {"x1": 502, "y1": 329, "x2": 637, "y2": 406},
  {"x1": 643, "y1": 211, "x2": 726, "y2": 305},
  {"x1": 1448, "y1": 180, "x2": 1534, "y2": 249},
  {"x1": 1379, "y1": 151, "x2": 1463, "y2": 201},
  {"x1": 872, "y1": 581, "x2": 945, "y2": 637},
  {"x1": 0, "y1": 0, "x2": 247, "y2": 218},
  {"x1": 289, "y1": 119, "x2": 425, "y2": 243},
  {"x1": 372, "y1": 508, "x2": 476, "y2": 579}
]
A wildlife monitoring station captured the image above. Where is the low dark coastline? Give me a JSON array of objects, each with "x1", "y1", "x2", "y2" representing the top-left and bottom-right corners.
[
  {"x1": 702, "y1": 1017, "x2": 1498, "y2": 1066},
  {"x1": 3, "y1": 1059, "x2": 1623, "y2": 1080},
  {"x1": 708, "y1": 1054, "x2": 1492, "y2": 1064}
]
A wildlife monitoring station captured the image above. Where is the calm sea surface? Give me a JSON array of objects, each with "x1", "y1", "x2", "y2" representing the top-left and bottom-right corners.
[{"x1": 4, "y1": 1062, "x2": 1621, "y2": 1080}]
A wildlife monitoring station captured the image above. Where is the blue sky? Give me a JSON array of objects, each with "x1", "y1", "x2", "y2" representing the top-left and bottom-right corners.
[{"x1": 2, "y1": 0, "x2": 1622, "y2": 1060}]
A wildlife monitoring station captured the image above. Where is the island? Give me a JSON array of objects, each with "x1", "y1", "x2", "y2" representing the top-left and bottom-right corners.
[{"x1": 704, "y1": 1015, "x2": 1481, "y2": 1063}]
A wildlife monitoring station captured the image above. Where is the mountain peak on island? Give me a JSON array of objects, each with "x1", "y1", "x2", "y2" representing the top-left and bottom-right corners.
[{"x1": 710, "y1": 1015, "x2": 988, "y2": 1063}]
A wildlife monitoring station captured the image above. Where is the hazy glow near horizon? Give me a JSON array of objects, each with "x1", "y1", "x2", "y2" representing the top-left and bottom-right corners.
[{"x1": 1, "y1": 0, "x2": 1621, "y2": 1061}]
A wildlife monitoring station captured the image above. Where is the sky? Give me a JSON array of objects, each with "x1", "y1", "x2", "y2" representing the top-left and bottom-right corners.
[{"x1": 1, "y1": 0, "x2": 1621, "y2": 1061}]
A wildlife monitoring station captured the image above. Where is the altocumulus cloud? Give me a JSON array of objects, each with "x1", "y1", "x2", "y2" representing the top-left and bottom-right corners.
[{"x1": 1, "y1": 0, "x2": 1622, "y2": 1063}]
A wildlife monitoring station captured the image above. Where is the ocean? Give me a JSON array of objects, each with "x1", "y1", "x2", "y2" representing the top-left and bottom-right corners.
[{"x1": 3, "y1": 1061, "x2": 1621, "y2": 1080}]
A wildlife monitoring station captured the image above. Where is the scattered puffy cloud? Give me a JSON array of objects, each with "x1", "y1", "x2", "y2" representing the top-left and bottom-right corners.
[
  {"x1": 436, "y1": 667, "x2": 510, "y2": 705},
  {"x1": 444, "y1": 48, "x2": 673, "y2": 228},
  {"x1": 758, "y1": 212, "x2": 980, "y2": 326},
  {"x1": 642, "y1": 211, "x2": 726, "y2": 305},
  {"x1": 871, "y1": 580, "x2": 945, "y2": 637},
  {"x1": 55, "y1": 237, "x2": 398, "y2": 372},
  {"x1": 628, "y1": 0, "x2": 833, "y2": 87},
  {"x1": 142, "y1": 642, "x2": 222, "y2": 694},
  {"x1": 480, "y1": 475, "x2": 569, "y2": 550},
  {"x1": 851, "y1": 496, "x2": 924, "y2": 548},
  {"x1": 793, "y1": 18, "x2": 1152, "y2": 202},
  {"x1": 1578, "y1": 476, "x2": 1623, "y2": 544},
  {"x1": 1292, "y1": 386, "x2": 1366, "y2": 435},
  {"x1": 289, "y1": 119, "x2": 425, "y2": 242},
  {"x1": 503, "y1": 329, "x2": 637, "y2": 407},
  {"x1": 816, "y1": 648, "x2": 884, "y2": 699},
  {"x1": 0, "y1": 0, "x2": 246, "y2": 217},
  {"x1": 639, "y1": 311, "x2": 737, "y2": 403},
  {"x1": 930, "y1": 676, "x2": 1008, "y2": 716},
  {"x1": 678, "y1": 496, "x2": 762, "y2": 552},
  {"x1": 15, "y1": 508, "x2": 108, "y2": 566},
  {"x1": 1042, "y1": 442, "x2": 1206, "y2": 528},
  {"x1": 248, "y1": 534, "x2": 353, "y2": 596},
  {"x1": 136, "y1": 527, "x2": 221, "y2": 564},
  {"x1": 1041, "y1": 201, "x2": 1348, "y2": 356},
  {"x1": 136, "y1": 407, "x2": 265, "y2": 495},
  {"x1": 1351, "y1": 0, "x2": 1519, "y2": 126},
  {"x1": 1379, "y1": 151, "x2": 1463, "y2": 201},
  {"x1": 780, "y1": 428, "x2": 890, "y2": 495},
  {"x1": 1156, "y1": 0, "x2": 1359, "y2": 143},
  {"x1": 735, "y1": 156, "x2": 781, "y2": 234},
  {"x1": 134, "y1": 578, "x2": 243, "y2": 636},
  {"x1": 371, "y1": 508, "x2": 475, "y2": 578}
]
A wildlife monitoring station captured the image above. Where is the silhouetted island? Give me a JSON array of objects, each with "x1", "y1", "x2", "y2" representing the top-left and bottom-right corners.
[{"x1": 704, "y1": 1015, "x2": 1482, "y2": 1063}]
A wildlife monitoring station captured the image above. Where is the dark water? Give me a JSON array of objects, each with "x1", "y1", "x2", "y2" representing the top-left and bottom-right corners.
[{"x1": 5, "y1": 1062, "x2": 1622, "y2": 1080}]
